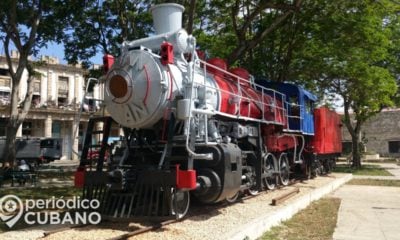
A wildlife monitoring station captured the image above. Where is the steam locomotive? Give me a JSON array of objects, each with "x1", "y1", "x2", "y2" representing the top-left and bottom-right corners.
[{"x1": 75, "y1": 3, "x2": 342, "y2": 219}]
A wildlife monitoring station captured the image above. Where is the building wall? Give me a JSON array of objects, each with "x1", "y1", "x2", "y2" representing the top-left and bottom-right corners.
[
  {"x1": 341, "y1": 109, "x2": 400, "y2": 157},
  {"x1": 0, "y1": 54, "x2": 103, "y2": 160}
]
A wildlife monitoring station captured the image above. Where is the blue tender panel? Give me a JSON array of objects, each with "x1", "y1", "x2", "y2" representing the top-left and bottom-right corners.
[{"x1": 255, "y1": 80, "x2": 316, "y2": 135}]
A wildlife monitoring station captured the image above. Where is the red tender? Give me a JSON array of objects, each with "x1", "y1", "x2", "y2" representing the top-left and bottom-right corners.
[{"x1": 312, "y1": 107, "x2": 342, "y2": 154}]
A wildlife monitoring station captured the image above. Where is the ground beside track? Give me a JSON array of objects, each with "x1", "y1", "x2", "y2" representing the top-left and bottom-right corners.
[
  {"x1": 128, "y1": 173, "x2": 350, "y2": 240},
  {"x1": 332, "y1": 162, "x2": 400, "y2": 240},
  {"x1": 260, "y1": 197, "x2": 341, "y2": 240},
  {"x1": 0, "y1": 173, "x2": 351, "y2": 240}
]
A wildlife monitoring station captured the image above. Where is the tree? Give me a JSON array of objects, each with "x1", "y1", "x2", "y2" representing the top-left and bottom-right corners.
[
  {"x1": 194, "y1": 0, "x2": 302, "y2": 70},
  {"x1": 64, "y1": 0, "x2": 153, "y2": 67},
  {"x1": 64, "y1": 0, "x2": 206, "y2": 67},
  {"x1": 0, "y1": 0, "x2": 81, "y2": 165},
  {"x1": 289, "y1": 0, "x2": 399, "y2": 168}
]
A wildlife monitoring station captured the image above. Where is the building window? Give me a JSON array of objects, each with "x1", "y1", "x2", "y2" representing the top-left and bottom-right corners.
[
  {"x1": 22, "y1": 122, "x2": 32, "y2": 136},
  {"x1": 58, "y1": 76, "x2": 68, "y2": 106},
  {"x1": 78, "y1": 123, "x2": 84, "y2": 151},
  {"x1": 0, "y1": 91, "x2": 10, "y2": 105},
  {"x1": 0, "y1": 118, "x2": 7, "y2": 136},
  {"x1": 388, "y1": 141, "x2": 400, "y2": 153},
  {"x1": 33, "y1": 79, "x2": 40, "y2": 93},
  {"x1": 52, "y1": 121, "x2": 61, "y2": 138},
  {"x1": 31, "y1": 95, "x2": 41, "y2": 108},
  {"x1": 0, "y1": 75, "x2": 10, "y2": 87},
  {"x1": 0, "y1": 68, "x2": 11, "y2": 105},
  {"x1": 0, "y1": 68, "x2": 9, "y2": 77}
]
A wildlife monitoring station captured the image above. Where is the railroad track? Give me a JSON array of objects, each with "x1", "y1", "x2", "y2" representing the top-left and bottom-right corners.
[
  {"x1": 39, "y1": 217, "x2": 182, "y2": 240},
  {"x1": 106, "y1": 219, "x2": 180, "y2": 240},
  {"x1": 41, "y1": 178, "x2": 304, "y2": 240},
  {"x1": 41, "y1": 223, "x2": 90, "y2": 238}
]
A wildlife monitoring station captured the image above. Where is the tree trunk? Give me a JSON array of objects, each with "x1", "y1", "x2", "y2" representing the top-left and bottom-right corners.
[
  {"x1": 4, "y1": 121, "x2": 19, "y2": 167},
  {"x1": 186, "y1": 0, "x2": 196, "y2": 34},
  {"x1": 0, "y1": 0, "x2": 40, "y2": 167},
  {"x1": 351, "y1": 131, "x2": 362, "y2": 169}
]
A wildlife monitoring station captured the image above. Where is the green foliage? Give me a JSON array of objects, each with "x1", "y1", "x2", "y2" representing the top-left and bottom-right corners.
[
  {"x1": 284, "y1": 0, "x2": 399, "y2": 167},
  {"x1": 291, "y1": 0, "x2": 398, "y2": 114},
  {"x1": 194, "y1": 0, "x2": 300, "y2": 72},
  {"x1": 0, "y1": 0, "x2": 84, "y2": 56},
  {"x1": 63, "y1": 0, "x2": 153, "y2": 67}
]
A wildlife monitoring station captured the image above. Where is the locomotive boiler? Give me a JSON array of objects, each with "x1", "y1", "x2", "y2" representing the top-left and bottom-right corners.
[{"x1": 75, "y1": 3, "x2": 342, "y2": 220}]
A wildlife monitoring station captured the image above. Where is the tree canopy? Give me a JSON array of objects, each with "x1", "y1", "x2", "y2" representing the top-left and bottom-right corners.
[
  {"x1": 288, "y1": 0, "x2": 399, "y2": 167},
  {"x1": 63, "y1": 0, "x2": 153, "y2": 68}
]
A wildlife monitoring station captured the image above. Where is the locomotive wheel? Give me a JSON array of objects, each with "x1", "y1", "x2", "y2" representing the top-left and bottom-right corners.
[
  {"x1": 306, "y1": 159, "x2": 314, "y2": 179},
  {"x1": 323, "y1": 160, "x2": 331, "y2": 174},
  {"x1": 247, "y1": 166, "x2": 259, "y2": 196},
  {"x1": 171, "y1": 189, "x2": 190, "y2": 219},
  {"x1": 279, "y1": 154, "x2": 290, "y2": 186},
  {"x1": 329, "y1": 159, "x2": 336, "y2": 172},
  {"x1": 226, "y1": 192, "x2": 240, "y2": 203},
  {"x1": 315, "y1": 160, "x2": 323, "y2": 176},
  {"x1": 247, "y1": 187, "x2": 259, "y2": 196},
  {"x1": 262, "y1": 153, "x2": 277, "y2": 190}
]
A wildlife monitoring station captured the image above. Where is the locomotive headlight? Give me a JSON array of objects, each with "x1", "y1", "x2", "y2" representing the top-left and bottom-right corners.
[
  {"x1": 106, "y1": 69, "x2": 133, "y2": 104},
  {"x1": 109, "y1": 75, "x2": 128, "y2": 99}
]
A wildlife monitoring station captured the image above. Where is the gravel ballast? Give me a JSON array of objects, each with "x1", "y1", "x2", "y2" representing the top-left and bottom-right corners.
[{"x1": 1, "y1": 173, "x2": 351, "y2": 240}]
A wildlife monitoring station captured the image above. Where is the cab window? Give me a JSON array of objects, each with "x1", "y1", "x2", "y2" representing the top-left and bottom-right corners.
[{"x1": 305, "y1": 100, "x2": 313, "y2": 113}]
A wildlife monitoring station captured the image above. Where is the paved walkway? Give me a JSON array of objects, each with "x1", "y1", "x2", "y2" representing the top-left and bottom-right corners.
[{"x1": 333, "y1": 163, "x2": 400, "y2": 240}]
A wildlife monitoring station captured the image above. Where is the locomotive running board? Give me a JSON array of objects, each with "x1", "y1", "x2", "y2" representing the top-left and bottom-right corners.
[{"x1": 82, "y1": 170, "x2": 177, "y2": 220}]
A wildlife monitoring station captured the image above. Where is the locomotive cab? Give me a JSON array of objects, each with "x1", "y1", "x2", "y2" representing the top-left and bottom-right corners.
[{"x1": 257, "y1": 82, "x2": 317, "y2": 135}]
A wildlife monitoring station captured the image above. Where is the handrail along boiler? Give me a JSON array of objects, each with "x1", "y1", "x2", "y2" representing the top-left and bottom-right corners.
[{"x1": 75, "y1": 3, "x2": 342, "y2": 219}]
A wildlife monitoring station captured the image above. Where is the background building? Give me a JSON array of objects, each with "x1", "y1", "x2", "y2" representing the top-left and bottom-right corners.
[
  {"x1": 0, "y1": 51, "x2": 104, "y2": 160},
  {"x1": 341, "y1": 109, "x2": 400, "y2": 158}
]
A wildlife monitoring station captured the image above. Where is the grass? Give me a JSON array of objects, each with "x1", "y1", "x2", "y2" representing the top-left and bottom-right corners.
[
  {"x1": 347, "y1": 179, "x2": 400, "y2": 187},
  {"x1": 0, "y1": 186, "x2": 82, "y2": 233},
  {"x1": 0, "y1": 186, "x2": 82, "y2": 200},
  {"x1": 36, "y1": 170, "x2": 75, "y2": 180},
  {"x1": 332, "y1": 164, "x2": 393, "y2": 176},
  {"x1": 260, "y1": 197, "x2": 341, "y2": 240}
]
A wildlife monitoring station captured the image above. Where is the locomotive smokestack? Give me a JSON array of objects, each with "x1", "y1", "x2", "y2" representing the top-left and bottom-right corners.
[{"x1": 150, "y1": 3, "x2": 185, "y2": 35}]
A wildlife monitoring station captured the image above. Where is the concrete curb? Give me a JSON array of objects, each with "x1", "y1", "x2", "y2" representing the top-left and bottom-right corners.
[
  {"x1": 228, "y1": 174, "x2": 353, "y2": 240},
  {"x1": 352, "y1": 175, "x2": 398, "y2": 180}
]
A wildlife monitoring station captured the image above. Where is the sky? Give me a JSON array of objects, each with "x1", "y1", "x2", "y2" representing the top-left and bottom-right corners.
[
  {"x1": 38, "y1": 41, "x2": 103, "y2": 65},
  {"x1": 0, "y1": 24, "x2": 103, "y2": 65}
]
